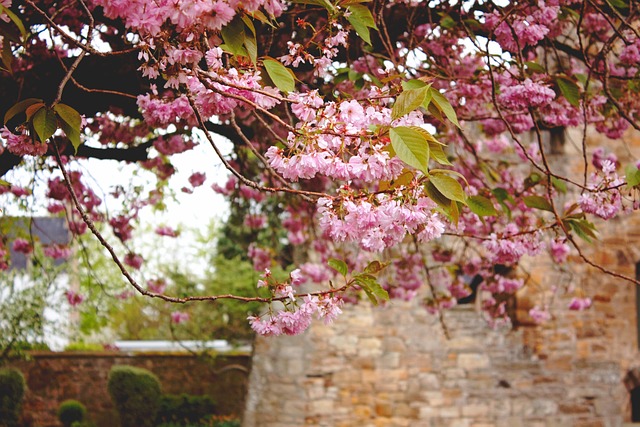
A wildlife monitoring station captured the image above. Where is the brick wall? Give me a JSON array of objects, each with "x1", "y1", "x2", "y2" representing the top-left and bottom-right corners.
[{"x1": 6, "y1": 351, "x2": 251, "y2": 427}]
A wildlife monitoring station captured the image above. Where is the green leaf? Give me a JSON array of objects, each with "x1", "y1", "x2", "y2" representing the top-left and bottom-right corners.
[
  {"x1": 292, "y1": 0, "x2": 336, "y2": 12},
  {"x1": 59, "y1": 120, "x2": 82, "y2": 152},
  {"x1": 428, "y1": 141, "x2": 452, "y2": 166},
  {"x1": 1, "y1": 40, "x2": 12, "y2": 75},
  {"x1": 4, "y1": 98, "x2": 43, "y2": 124},
  {"x1": 447, "y1": 199, "x2": 460, "y2": 226},
  {"x1": 0, "y1": 5, "x2": 27, "y2": 41},
  {"x1": 363, "y1": 260, "x2": 387, "y2": 275},
  {"x1": 523, "y1": 195, "x2": 553, "y2": 212},
  {"x1": 348, "y1": 4, "x2": 376, "y2": 27},
  {"x1": 605, "y1": 0, "x2": 629, "y2": 11},
  {"x1": 440, "y1": 15, "x2": 455, "y2": 29},
  {"x1": 241, "y1": 14, "x2": 256, "y2": 36},
  {"x1": 565, "y1": 218, "x2": 597, "y2": 243},
  {"x1": 429, "y1": 173, "x2": 466, "y2": 204},
  {"x1": 467, "y1": 195, "x2": 498, "y2": 217},
  {"x1": 555, "y1": 76, "x2": 581, "y2": 107},
  {"x1": 221, "y1": 17, "x2": 246, "y2": 56},
  {"x1": 424, "y1": 180, "x2": 451, "y2": 209},
  {"x1": 31, "y1": 107, "x2": 57, "y2": 143},
  {"x1": 378, "y1": 169, "x2": 415, "y2": 191},
  {"x1": 263, "y1": 58, "x2": 295, "y2": 93},
  {"x1": 54, "y1": 104, "x2": 83, "y2": 151},
  {"x1": 328, "y1": 258, "x2": 348, "y2": 277},
  {"x1": 392, "y1": 86, "x2": 428, "y2": 121},
  {"x1": 244, "y1": 33, "x2": 258, "y2": 64},
  {"x1": 402, "y1": 79, "x2": 428, "y2": 90},
  {"x1": 492, "y1": 187, "x2": 510, "y2": 202},
  {"x1": 551, "y1": 176, "x2": 567, "y2": 194},
  {"x1": 625, "y1": 163, "x2": 640, "y2": 187},
  {"x1": 428, "y1": 87, "x2": 460, "y2": 128},
  {"x1": 354, "y1": 273, "x2": 389, "y2": 305},
  {"x1": 389, "y1": 126, "x2": 429, "y2": 173},
  {"x1": 524, "y1": 61, "x2": 546, "y2": 74},
  {"x1": 347, "y1": 4, "x2": 377, "y2": 45},
  {"x1": 54, "y1": 104, "x2": 82, "y2": 130}
]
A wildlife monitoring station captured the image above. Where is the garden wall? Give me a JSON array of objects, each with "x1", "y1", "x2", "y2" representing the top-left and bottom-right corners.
[{"x1": 6, "y1": 351, "x2": 251, "y2": 427}]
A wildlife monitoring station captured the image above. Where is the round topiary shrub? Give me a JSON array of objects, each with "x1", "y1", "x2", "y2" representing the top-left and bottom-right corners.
[
  {"x1": 57, "y1": 399, "x2": 86, "y2": 427},
  {"x1": 107, "y1": 365, "x2": 161, "y2": 427},
  {"x1": 0, "y1": 368, "x2": 26, "y2": 427}
]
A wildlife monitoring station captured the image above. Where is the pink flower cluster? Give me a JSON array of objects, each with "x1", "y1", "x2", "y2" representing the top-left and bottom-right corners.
[
  {"x1": 66, "y1": 290, "x2": 85, "y2": 307},
  {"x1": 498, "y1": 79, "x2": 556, "y2": 111},
  {"x1": 317, "y1": 195, "x2": 445, "y2": 252},
  {"x1": 248, "y1": 294, "x2": 343, "y2": 336},
  {"x1": 1, "y1": 126, "x2": 48, "y2": 156}
]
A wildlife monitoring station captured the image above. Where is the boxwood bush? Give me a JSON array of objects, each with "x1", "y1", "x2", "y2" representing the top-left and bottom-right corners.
[
  {"x1": 107, "y1": 365, "x2": 161, "y2": 427},
  {"x1": 57, "y1": 399, "x2": 87, "y2": 427},
  {"x1": 0, "y1": 368, "x2": 26, "y2": 427}
]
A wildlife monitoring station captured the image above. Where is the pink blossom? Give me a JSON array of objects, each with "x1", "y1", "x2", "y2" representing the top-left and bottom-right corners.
[
  {"x1": 124, "y1": 253, "x2": 144, "y2": 269},
  {"x1": 244, "y1": 214, "x2": 267, "y2": 229},
  {"x1": 568, "y1": 297, "x2": 592, "y2": 311},
  {"x1": 12, "y1": 238, "x2": 32, "y2": 254},
  {"x1": 66, "y1": 290, "x2": 85, "y2": 307},
  {"x1": 499, "y1": 79, "x2": 556, "y2": 110},
  {"x1": 529, "y1": 306, "x2": 551, "y2": 323},
  {"x1": 1, "y1": 127, "x2": 48, "y2": 156},
  {"x1": 147, "y1": 279, "x2": 167, "y2": 294},
  {"x1": 550, "y1": 238, "x2": 570, "y2": 263},
  {"x1": 248, "y1": 244, "x2": 271, "y2": 271},
  {"x1": 44, "y1": 245, "x2": 71, "y2": 259},
  {"x1": 290, "y1": 269, "x2": 304, "y2": 286},
  {"x1": 110, "y1": 215, "x2": 134, "y2": 242},
  {"x1": 116, "y1": 291, "x2": 133, "y2": 300},
  {"x1": 155, "y1": 226, "x2": 179, "y2": 237},
  {"x1": 171, "y1": 311, "x2": 190, "y2": 324},
  {"x1": 188, "y1": 172, "x2": 206, "y2": 187}
]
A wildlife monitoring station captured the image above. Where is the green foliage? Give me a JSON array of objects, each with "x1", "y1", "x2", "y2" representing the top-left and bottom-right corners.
[
  {"x1": 346, "y1": 4, "x2": 377, "y2": 45},
  {"x1": 467, "y1": 195, "x2": 498, "y2": 217},
  {"x1": 263, "y1": 58, "x2": 295, "y2": 93},
  {"x1": 156, "y1": 393, "x2": 216, "y2": 425},
  {"x1": 0, "y1": 368, "x2": 26, "y2": 427},
  {"x1": 64, "y1": 342, "x2": 104, "y2": 352},
  {"x1": 107, "y1": 365, "x2": 162, "y2": 427},
  {"x1": 390, "y1": 126, "x2": 430, "y2": 173},
  {"x1": 0, "y1": 242, "x2": 63, "y2": 362},
  {"x1": 57, "y1": 399, "x2": 86, "y2": 427}
]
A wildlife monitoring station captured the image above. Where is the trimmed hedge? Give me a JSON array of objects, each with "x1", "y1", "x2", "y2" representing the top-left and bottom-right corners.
[
  {"x1": 156, "y1": 393, "x2": 216, "y2": 425},
  {"x1": 107, "y1": 365, "x2": 161, "y2": 427},
  {"x1": 0, "y1": 368, "x2": 26, "y2": 427},
  {"x1": 57, "y1": 399, "x2": 87, "y2": 427}
]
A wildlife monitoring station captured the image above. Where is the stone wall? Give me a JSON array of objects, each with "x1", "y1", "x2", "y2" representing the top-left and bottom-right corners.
[
  {"x1": 244, "y1": 129, "x2": 640, "y2": 426},
  {"x1": 7, "y1": 351, "x2": 251, "y2": 427},
  {"x1": 244, "y1": 301, "x2": 631, "y2": 427}
]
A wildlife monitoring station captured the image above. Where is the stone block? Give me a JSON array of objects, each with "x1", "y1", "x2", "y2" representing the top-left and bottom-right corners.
[
  {"x1": 417, "y1": 405, "x2": 439, "y2": 419},
  {"x1": 440, "y1": 406, "x2": 462, "y2": 418},
  {"x1": 418, "y1": 373, "x2": 440, "y2": 389},
  {"x1": 375, "y1": 402, "x2": 394, "y2": 417},
  {"x1": 378, "y1": 352, "x2": 401, "y2": 369},
  {"x1": 462, "y1": 403, "x2": 491, "y2": 417},
  {"x1": 458, "y1": 353, "x2": 490, "y2": 370}
]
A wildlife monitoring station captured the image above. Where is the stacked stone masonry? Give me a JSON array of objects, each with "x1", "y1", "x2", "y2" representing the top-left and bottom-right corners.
[{"x1": 244, "y1": 129, "x2": 640, "y2": 427}]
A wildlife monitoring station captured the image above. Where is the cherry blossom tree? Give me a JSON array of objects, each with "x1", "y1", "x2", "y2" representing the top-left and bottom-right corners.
[{"x1": 0, "y1": 0, "x2": 639, "y2": 336}]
